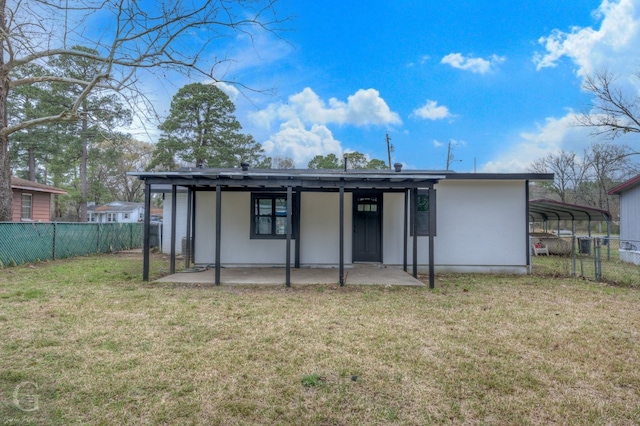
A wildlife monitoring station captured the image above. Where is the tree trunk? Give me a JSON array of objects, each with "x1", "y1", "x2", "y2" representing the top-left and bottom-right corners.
[
  {"x1": 79, "y1": 112, "x2": 88, "y2": 222},
  {"x1": 28, "y1": 142, "x2": 36, "y2": 181},
  {"x1": 0, "y1": 0, "x2": 12, "y2": 222}
]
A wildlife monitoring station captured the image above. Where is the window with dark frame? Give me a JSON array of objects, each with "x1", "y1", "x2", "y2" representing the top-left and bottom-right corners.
[
  {"x1": 411, "y1": 190, "x2": 436, "y2": 236},
  {"x1": 251, "y1": 193, "x2": 296, "y2": 239},
  {"x1": 21, "y1": 193, "x2": 32, "y2": 220}
]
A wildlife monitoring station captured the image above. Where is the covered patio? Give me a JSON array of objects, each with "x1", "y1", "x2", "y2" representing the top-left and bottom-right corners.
[
  {"x1": 154, "y1": 264, "x2": 425, "y2": 286},
  {"x1": 135, "y1": 166, "x2": 443, "y2": 288}
]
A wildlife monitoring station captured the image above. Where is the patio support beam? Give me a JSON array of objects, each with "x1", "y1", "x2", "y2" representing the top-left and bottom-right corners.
[
  {"x1": 525, "y1": 180, "x2": 530, "y2": 271},
  {"x1": 412, "y1": 188, "x2": 418, "y2": 278},
  {"x1": 190, "y1": 189, "x2": 197, "y2": 263},
  {"x1": 295, "y1": 188, "x2": 301, "y2": 268},
  {"x1": 339, "y1": 183, "x2": 345, "y2": 285},
  {"x1": 170, "y1": 185, "x2": 177, "y2": 274},
  {"x1": 142, "y1": 182, "x2": 151, "y2": 281},
  {"x1": 403, "y1": 189, "x2": 408, "y2": 272},
  {"x1": 428, "y1": 186, "x2": 435, "y2": 289},
  {"x1": 185, "y1": 187, "x2": 192, "y2": 268},
  {"x1": 215, "y1": 185, "x2": 222, "y2": 285},
  {"x1": 286, "y1": 185, "x2": 292, "y2": 287}
]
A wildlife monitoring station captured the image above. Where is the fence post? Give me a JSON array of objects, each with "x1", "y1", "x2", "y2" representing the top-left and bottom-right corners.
[
  {"x1": 595, "y1": 240, "x2": 602, "y2": 282},
  {"x1": 114, "y1": 224, "x2": 119, "y2": 253},
  {"x1": 97, "y1": 223, "x2": 101, "y2": 253},
  {"x1": 51, "y1": 222, "x2": 56, "y2": 260}
]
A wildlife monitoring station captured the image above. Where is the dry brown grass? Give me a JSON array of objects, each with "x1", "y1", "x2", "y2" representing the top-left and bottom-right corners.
[{"x1": 1, "y1": 253, "x2": 640, "y2": 425}]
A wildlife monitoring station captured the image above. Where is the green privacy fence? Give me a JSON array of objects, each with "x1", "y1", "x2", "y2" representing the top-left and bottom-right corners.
[{"x1": 0, "y1": 222, "x2": 144, "y2": 267}]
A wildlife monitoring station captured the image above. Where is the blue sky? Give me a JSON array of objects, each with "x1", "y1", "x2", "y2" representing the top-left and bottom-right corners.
[{"x1": 138, "y1": 0, "x2": 640, "y2": 171}]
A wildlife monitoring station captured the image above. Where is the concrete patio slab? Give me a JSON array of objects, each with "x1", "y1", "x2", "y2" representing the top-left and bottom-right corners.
[{"x1": 154, "y1": 264, "x2": 424, "y2": 286}]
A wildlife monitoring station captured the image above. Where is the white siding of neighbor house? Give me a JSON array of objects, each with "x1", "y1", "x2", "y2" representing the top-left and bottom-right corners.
[
  {"x1": 162, "y1": 192, "x2": 189, "y2": 254},
  {"x1": 187, "y1": 180, "x2": 527, "y2": 273},
  {"x1": 619, "y1": 184, "x2": 640, "y2": 242}
]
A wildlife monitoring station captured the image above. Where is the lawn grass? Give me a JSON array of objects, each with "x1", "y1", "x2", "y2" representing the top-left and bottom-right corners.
[{"x1": 1, "y1": 253, "x2": 640, "y2": 424}]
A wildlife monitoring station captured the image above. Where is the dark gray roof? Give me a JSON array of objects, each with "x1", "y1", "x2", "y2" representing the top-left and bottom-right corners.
[
  {"x1": 88, "y1": 201, "x2": 143, "y2": 213},
  {"x1": 529, "y1": 199, "x2": 611, "y2": 222},
  {"x1": 130, "y1": 167, "x2": 553, "y2": 190}
]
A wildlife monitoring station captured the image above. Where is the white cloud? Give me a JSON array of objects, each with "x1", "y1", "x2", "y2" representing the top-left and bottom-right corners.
[
  {"x1": 412, "y1": 100, "x2": 453, "y2": 120},
  {"x1": 441, "y1": 53, "x2": 506, "y2": 74},
  {"x1": 433, "y1": 140, "x2": 444, "y2": 148},
  {"x1": 213, "y1": 81, "x2": 240, "y2": 102},
  {"x1": 250, "y1": 87, "x2": 401, "y2": 129},
  {"x1": 261, "y1": 119, "x2": 343, "y2": 167},
  {"x1": 249, "y1": 88, "x2": 401, "y2": 166},
  {"x1": 534, "y1": 0, "x2": 640, "y2": 81},
  {"x1": 480, "y1": 113, "x2": 592, "y2": 172}
]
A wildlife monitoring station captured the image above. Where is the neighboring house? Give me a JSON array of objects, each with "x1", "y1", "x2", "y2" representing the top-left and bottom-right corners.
[
  {"x1": 87, "y1": 201, "x2": 144, "y2": 223},
  {"x1": 10, "y1": 176, "x2": 67, "y2": 222},
  {"x1": 135, "y1": 166, "x2": 553, "y2": 285},
  {"x1": 609, "y1": 174, "x2": 640, "y2": 265}
]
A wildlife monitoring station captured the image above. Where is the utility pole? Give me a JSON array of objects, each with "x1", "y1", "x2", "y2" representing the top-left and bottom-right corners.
[
  {"x1": 386, "y1": 132, "x2": 393, "y2": 169},
  {"x1": 446, "y1": 140, "x2": 461, "y2": 170}
]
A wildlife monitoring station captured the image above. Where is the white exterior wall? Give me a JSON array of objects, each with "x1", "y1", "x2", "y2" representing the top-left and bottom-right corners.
[
  {"x1": 383, "y1": 180, "x2": 527, "y2": 273},
  {"x1": 162, "y1": 192, "x2": 189, "y2": 254},
  {"x1": 300, "y1": 192, "x2": 352, "y2": 265},
  {"x1": 194, "y1": 192, "x2": 296, "y2": 266},
  {"x1": 189, "y1": 180, "x2": 528, "y2": 273}
]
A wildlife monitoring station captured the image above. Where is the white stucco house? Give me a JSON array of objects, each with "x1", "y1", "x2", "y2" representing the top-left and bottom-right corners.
[
  {"x1": 134, "y1": 165, "x2": 553, "y2": 286},
  {"x1": 87, "y1": 201, "x2": 144, "y2": 223},
  {"x1": 609, "y1": 174, "x2": 640, "y2": 265}
]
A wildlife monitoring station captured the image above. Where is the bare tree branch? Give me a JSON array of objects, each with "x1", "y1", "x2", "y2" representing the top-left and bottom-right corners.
[{"x1": 578, "y1": 70, "x2": 640, "y2": 138}]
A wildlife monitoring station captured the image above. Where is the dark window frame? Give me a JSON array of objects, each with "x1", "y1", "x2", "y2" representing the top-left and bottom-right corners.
[
  {"x1": 410, "y1": 189, "x2": 436, "y2": 236},
  {"x1": 250, "y1": 193, "x2": 296, "y2": 239},
  {"x1": 21, "y1": 193, "x2": 33, "y2": 220}
]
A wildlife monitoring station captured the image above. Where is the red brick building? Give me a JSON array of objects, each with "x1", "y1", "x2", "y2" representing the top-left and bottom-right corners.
[{"x1": 10, "y1": 177, "x2": 67, "y2": 222}]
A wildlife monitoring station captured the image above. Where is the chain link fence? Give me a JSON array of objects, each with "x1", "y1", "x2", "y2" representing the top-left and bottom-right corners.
[
  {"x1": 0, "y1": 222, "x2": 144, "y2": 267},
  {"x1": 531, "y1": 234, "x2": 640, "y2": 288}
]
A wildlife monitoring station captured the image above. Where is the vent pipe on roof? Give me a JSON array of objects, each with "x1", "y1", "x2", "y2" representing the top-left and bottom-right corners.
[
  {"x1": 241, "y1": 161, "x2": 249, "y2": 171},
  {"x1": 393, "y1": 163, "x2": 403, "y2": 172}
]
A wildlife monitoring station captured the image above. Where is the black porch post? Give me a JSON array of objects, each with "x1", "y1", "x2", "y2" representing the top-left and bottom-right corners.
[
  {"x1": 185, "y1": 187, "x2": 192, "y2": 269},
  {"x1": 339, "y1": 183, "x2": 345, "y2": 285},
  {"x1": 428, "y1": 186, "x2": 435, "y2": 289},
  {"x1": 525, "y1": 180, "x2": 530, "y2": 271},
  {"x1": 170, "y1": 185, "x2": 177, "y2": 274},
  {"x1": 294, "y1": 189, "x2": 301, "y2": 268},
  {"x1": 412, "y1": 188, "x2": 418, "y2": 278},
  {"x1": 215, "y1": 185, "x2": 222, "y2": 285},
  {"x1": 286, "y1": 185, "x2": 292, "y2": 287},
  {"x1": 142, "y1": 182, "x2": 151, "y2": 281},
  {"x1": 403, "y1": 189, "x2": 408, "y2": 272},
  {"x1": 190, "y1": 189, "x2": 197, "y2": 263}
]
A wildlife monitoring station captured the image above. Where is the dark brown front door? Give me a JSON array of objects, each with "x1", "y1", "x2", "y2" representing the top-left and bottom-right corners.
[{"x1": 353, "y1": 192, "x2": 382, "y2": 262}]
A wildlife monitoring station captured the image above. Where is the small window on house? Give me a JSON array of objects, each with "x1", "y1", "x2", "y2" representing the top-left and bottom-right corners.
[
  {"x1": 123, "y1": 213, "x2": 129, "y2": 220},
  {"x1": 251, "y1": 193, "x2": 296, "y2": 239},
  {"x1": 411, "y1": 190, "x2": 436, "y2": 236},
  {"x1": 107, "y1": 213, "x2": 116, "y2": 223},
  {"x1": 21, "y1": 193, "x2": 33, "y2": 220},
  {"x1": 356, "y1": 197, "x2": 378, "y2": 212}
]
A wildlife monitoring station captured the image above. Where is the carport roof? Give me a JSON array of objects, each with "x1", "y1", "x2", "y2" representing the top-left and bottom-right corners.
[{"x1": 529, "y1": 198, "x2": 612, "y2": 222}]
